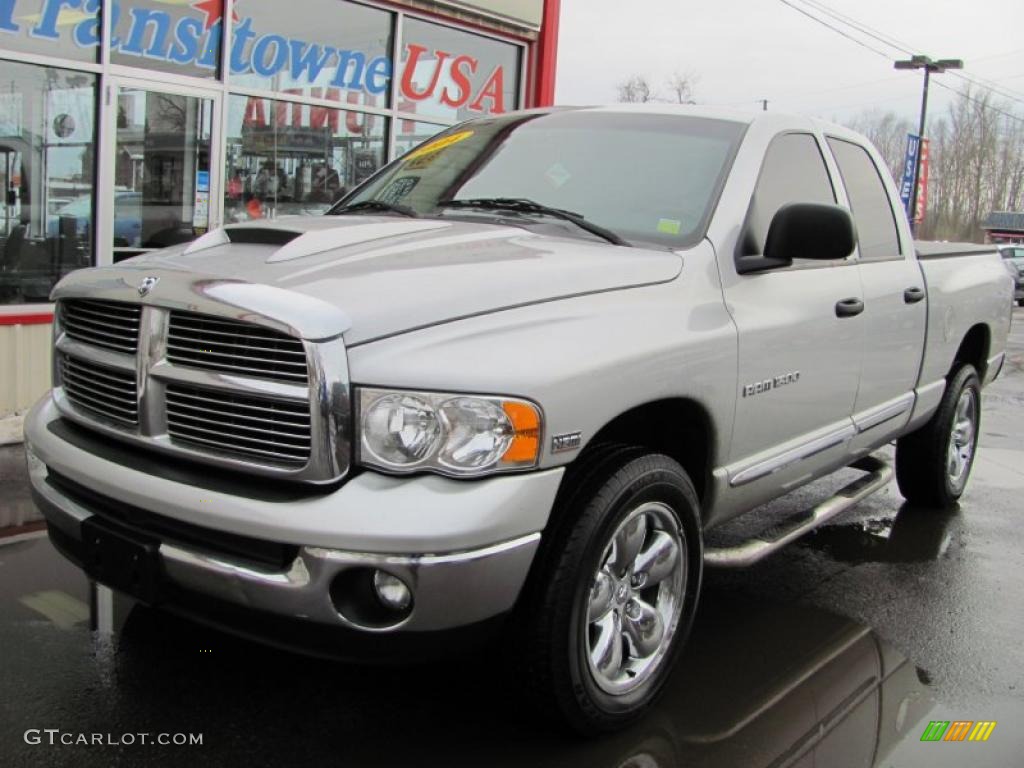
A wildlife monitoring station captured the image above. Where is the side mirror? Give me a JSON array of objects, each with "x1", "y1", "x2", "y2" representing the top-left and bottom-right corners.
[{"x1": 737, "y1": 203, "x2": 856, "y2": 274}]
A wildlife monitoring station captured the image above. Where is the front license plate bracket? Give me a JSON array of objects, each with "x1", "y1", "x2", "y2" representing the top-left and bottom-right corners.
[{"x1": 81, "y1": 517, "x2": 163, "y2": 604}]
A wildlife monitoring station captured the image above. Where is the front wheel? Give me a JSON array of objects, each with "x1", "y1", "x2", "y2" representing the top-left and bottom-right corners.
[
  {"x1": 513, "y1": 450, "x2": 703, "y2": 733},
  {"x1": 896, "y1": 365, "x2": 981, "y2": 508}
]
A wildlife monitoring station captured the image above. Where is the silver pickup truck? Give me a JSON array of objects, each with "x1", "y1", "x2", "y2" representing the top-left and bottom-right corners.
[{"x1": 24, "y1": 106, "x2": 1013, "y2": 733}]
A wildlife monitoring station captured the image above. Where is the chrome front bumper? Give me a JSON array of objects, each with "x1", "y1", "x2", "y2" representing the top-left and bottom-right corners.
[{"x1": 25, "y1": 395, "x2": 562, "y2": 633}]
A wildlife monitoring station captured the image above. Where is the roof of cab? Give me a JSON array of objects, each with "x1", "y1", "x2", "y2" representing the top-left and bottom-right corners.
[{"x1": 514, "y1": 103, "x2": 860, "y2": 139}]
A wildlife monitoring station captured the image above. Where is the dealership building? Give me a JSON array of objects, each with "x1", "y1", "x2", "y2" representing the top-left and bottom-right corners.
[{"x1": 0, "y1": 0, "x2": 560, "y2": 424}]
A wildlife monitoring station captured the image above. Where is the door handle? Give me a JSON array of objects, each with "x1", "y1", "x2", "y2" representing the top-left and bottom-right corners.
[
  {"x1": 903, "y1": 286, "x2": 925, "y2": 304},
  {"x1": 835, "y1": 297, "x2": 864, "y2": 318}
]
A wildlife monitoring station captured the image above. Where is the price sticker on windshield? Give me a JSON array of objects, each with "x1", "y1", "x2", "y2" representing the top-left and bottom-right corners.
[{"x1": 404, "y1": 130, "x2": 475, "y2": 169}]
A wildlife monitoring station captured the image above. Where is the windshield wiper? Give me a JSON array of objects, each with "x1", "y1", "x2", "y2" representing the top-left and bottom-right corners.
[
  {"x1": 439, "y1": 198, "x2": 632, "y2": 247},
  {"x1": 331, "y1": 200, "x2": 419, "y2": 218}
]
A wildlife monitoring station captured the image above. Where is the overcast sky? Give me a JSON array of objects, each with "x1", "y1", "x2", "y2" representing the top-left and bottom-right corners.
[{"x1": 555, "y1": 0, "x2": 1024, "y2": 125}]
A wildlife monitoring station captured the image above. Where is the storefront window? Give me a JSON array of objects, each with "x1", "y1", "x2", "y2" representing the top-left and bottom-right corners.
[
  {"x1": 111, "y1": 0, "x2": 223, "y2": 79},
  {"x1": 0, "y1": 61, "x2": 97, "y2": 305},
  {"x1": 229, "y1": 0, "x2": 392, "y2": 111},
  {"x1": 112, "y1": 87, "x2": 212, "y2": 257},
  {"x1": 397, "y1": 17, "x2": 520, "y2": 123},
  {"x1": 224, "y1": 94, "x2": 386, "y2": 222},
  {"x1": 394, "y1": 119, "x2": 445, "y2": 157},
  {"x1": 0, "y1": 0, "x2": 101, "y2": 64}
]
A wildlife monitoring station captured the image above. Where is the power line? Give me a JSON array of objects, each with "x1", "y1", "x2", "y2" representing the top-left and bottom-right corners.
[
  {"x1": 949, "y1": 71, "x2": 1024, "y2": 105},
  {"x1": 969, "y1": 47, "x2": 1024, "y2": 64},
  {"x1": 797, "y1": 0, "x2": 1024, "y2": 104},
  {"x1": 774, "y1": 0, "x2": 1024, "y2": 121},
  {"x1": 791, "y1": 0, "x2": 913, "y2": 55},
  {"x1": 783, "y1": 0, "x2": 1024, "y2": 107},
  {"x1": 932, "y1": 79, "x2": 1024, "y2": 124},
  {"x1": 774, "y1": 0, "x2": 894, "y2": 60}
]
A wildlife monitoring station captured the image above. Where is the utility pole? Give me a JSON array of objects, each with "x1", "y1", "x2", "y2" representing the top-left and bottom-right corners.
[{"x1": 894, "y1": 55, "x2": 963, "y2": 234}]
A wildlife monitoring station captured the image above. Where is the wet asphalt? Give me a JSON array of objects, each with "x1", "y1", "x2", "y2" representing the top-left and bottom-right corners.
[{"x1": 1, "y1": 309, "x2": 1022, "y2": 768}]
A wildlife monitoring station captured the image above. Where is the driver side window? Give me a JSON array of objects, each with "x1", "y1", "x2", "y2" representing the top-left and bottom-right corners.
[{"x1": 739, "y1": 133, "x2": 837, "y2": 259}]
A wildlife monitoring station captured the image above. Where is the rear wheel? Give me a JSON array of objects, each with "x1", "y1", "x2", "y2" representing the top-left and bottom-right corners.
[
  {"x1": 514, "y1": 450, "x2": 703, "y2": 733},
  {"x1": 895, "y1": 365, "x2": 981, "y2": 508}
]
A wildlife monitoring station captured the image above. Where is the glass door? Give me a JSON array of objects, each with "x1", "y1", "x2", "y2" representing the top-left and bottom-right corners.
[{"x1": 102, "y1": 79, "x2": 220, "y2": 262}]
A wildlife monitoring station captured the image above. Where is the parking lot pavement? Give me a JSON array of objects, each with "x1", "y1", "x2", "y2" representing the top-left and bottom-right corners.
[{"x1": 1, "y1": 308, "x2": 1022, "y2": 767}]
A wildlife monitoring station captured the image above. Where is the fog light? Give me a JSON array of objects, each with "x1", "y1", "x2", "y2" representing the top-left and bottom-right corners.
[{"x1": 372, "y1": 570, "x2": 412, "y2": 612}]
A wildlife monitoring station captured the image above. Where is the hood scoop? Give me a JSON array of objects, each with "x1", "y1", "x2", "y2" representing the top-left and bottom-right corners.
[
  {"x1": 225, "y1": 227, "x2": 303, "y2": 246},
  {"x1": 183, "y1": 225, "x2": 303, "y2": 256},
  {"x1": 184, "y1": 219, "x2": 453, "y2": 263}
]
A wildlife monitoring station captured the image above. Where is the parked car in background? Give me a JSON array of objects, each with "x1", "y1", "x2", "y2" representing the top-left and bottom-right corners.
[
  {"x1": 47, "y1": 191, "x2": 142, "y2": 247},
  {"x1": 999, "y1": 244, "x2": 1024, "y2": 306}
]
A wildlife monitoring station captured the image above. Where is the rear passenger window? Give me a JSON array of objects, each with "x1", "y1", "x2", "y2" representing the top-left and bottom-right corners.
[
  {"x1": 741, "y1": 133, "x2": 836, "y2": 257},
  {"x1": 827, "y1": 138, "x2": 902, "y2": 261}
]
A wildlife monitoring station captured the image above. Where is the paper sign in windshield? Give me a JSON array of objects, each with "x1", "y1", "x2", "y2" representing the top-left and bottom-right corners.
[{"x1": 403, "y1": 130, "x2": 475, "y2": 170}]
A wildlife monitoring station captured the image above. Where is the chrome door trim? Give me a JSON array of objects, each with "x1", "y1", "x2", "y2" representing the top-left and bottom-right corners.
[
  {"x1": 852, "y1": 392, "x2": 915, "y2": 433},
  {"x1": 728, "y1": 423, "x2": 857, "y2": 487}
]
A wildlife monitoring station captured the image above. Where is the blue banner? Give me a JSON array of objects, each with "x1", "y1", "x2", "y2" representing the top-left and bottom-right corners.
[{"x1": 899, "y1": 134, "x2": 921, "y2": 217}]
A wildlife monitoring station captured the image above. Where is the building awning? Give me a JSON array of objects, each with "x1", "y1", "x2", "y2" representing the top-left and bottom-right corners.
[{"x1": 982, "y1": 211, "x2": 1024, "y2": 232}]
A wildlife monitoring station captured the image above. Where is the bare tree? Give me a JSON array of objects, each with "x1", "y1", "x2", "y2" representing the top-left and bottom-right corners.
[
  {"x1": 665, "y1": 71, "x2": 698, "y2": 104},
  {"x1": 846, "y1": 109, "x2": 914, "y2": 180},
  {"x1": 617, "y1": 75, "x2": 656, "y2": 103},
  {"x1": 846, "y1": 88, "x2": 1024, "y2": 242}
]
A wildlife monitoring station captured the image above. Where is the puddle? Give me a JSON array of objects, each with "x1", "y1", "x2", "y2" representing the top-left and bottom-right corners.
[{"x1": 801, "y1": 504, "x2": 960, "y2": 564}]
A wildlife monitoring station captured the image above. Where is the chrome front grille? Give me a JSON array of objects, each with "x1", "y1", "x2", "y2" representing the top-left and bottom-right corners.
[
  {"x1": 166, "y1": 385, "x2": 311, "y2": 465},
  {"x1": 60, "y1": 299, "x2": 141, "y2": 353},
  {"x1": 167, "y1": 311, "x2": 309, "y2": 384},
  {"x1": 59, "y1": 354, "x2": 138, "y2": 426},
  {"x1": 52, "y1": 295, "x2": 350, "y2": 483}
]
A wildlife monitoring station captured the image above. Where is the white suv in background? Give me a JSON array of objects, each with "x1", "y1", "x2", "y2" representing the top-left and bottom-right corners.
[{"x1": 999, "y1": 245, "x2": 1024, "y2": 306}]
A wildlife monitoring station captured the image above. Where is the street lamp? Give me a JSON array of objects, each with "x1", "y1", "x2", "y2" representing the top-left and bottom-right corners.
[{"x1": 894, "y1": 55, "x2": 963, "y2": 234}]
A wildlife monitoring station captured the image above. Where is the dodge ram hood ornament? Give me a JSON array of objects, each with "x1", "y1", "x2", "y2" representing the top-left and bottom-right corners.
[{"x1": 137, "y1": 276, "x2": 160, "y2": 297}]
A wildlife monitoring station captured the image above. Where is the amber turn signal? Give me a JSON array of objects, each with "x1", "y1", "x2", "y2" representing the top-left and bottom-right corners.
[{"x1": 501, "y1": 401, "x2": 541, "y2": 464}]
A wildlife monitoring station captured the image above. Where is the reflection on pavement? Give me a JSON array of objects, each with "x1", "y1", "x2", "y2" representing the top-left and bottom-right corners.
[
  {"x1": 0, "y1": 445, "x2": 44, "y2": 539},
  {"x1": 802, "y1": 502, "x2": 961, "y2": 564},
  {"x1": 0, "y1": 528, "x2": 946, "y2": 768},
  {"x1": 2, "y1": 439, "x2": 1018, "y2": 767}
]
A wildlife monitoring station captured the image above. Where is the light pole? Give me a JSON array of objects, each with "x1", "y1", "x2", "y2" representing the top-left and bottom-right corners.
[{"x1": 894, "y1": 55, "x2": 963, "y2": 234}]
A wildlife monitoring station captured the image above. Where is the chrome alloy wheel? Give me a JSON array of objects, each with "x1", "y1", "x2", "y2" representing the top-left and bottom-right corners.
[
  {"x1": 948, "y1": 388, "x2": 977, "y2": 491},
  {"x1": 584, "y1": 502, "x2": 686, "y2": 696}
]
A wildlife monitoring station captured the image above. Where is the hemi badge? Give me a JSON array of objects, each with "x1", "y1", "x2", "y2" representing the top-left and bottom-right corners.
[{"x1": 552, "y1": 432, "x2": 582, "y2": 453}]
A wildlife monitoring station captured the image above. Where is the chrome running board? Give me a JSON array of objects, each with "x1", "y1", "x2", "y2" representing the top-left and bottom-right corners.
[{"x1": 704, "y1": 455, "x2": 893, "y2": 569}]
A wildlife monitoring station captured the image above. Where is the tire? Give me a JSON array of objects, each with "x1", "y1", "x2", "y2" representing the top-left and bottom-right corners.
[
  {"x1": 512, "y1": 449, "x2": 703, "y2": 734},
  {"x1": 896, "y1": 365, "x2": 981, "y2": 508},
  {"x1": 1017, "y1": 298, "x2": 1024, "y2": 307}
]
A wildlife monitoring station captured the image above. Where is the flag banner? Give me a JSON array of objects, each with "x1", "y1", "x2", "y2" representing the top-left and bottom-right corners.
[
  {"x1": 915, "y1": 138, "x2": 930, "y2": 223},
  {"x1": 899, "y1": 134, "x2": 921, "y2": 217}
]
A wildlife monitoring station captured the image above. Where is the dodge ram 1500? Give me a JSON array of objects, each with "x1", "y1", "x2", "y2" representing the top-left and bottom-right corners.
[{"x1": 24, "y1": 106, "x2": 1013, "y2": 733}]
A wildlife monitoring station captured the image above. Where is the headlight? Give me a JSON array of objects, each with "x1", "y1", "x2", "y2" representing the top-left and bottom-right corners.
[{"x1": 358, "y1": 388, "x2": 542, "y2": 476}]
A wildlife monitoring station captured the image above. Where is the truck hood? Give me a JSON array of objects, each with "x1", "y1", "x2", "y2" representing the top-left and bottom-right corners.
[{"x1": 107, "y1": 216, "x2": 684, "y2": 345}]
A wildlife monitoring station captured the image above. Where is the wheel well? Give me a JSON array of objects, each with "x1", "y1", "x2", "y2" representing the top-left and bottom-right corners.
[
  {"x1": 577, "y1": 399, "x2": 713, "y2": 506},
  {"x1": 951, "y1": 324, "x2": 990, "y2": 379}
]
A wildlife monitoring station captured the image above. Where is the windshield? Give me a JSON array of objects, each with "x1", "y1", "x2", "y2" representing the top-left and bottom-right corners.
[{"x1": 335, "y1": 110, "x2": 746, "y2": 248}]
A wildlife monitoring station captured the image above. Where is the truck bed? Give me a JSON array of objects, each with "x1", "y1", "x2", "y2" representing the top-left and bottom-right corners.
[{"x1": 915, "y1": 241, "x2": 996, "y2": 259}]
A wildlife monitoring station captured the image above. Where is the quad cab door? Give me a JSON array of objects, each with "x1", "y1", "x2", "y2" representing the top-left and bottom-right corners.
[
  {"x1": 720, "y1": 132, "x2": 864, "y2": 505},
  {"x1": 98, "y1": 78, "x2": 221, "y2": 263},
  {"x1": 824, "y1": 136, "x2": 926, "y2": 453}
]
